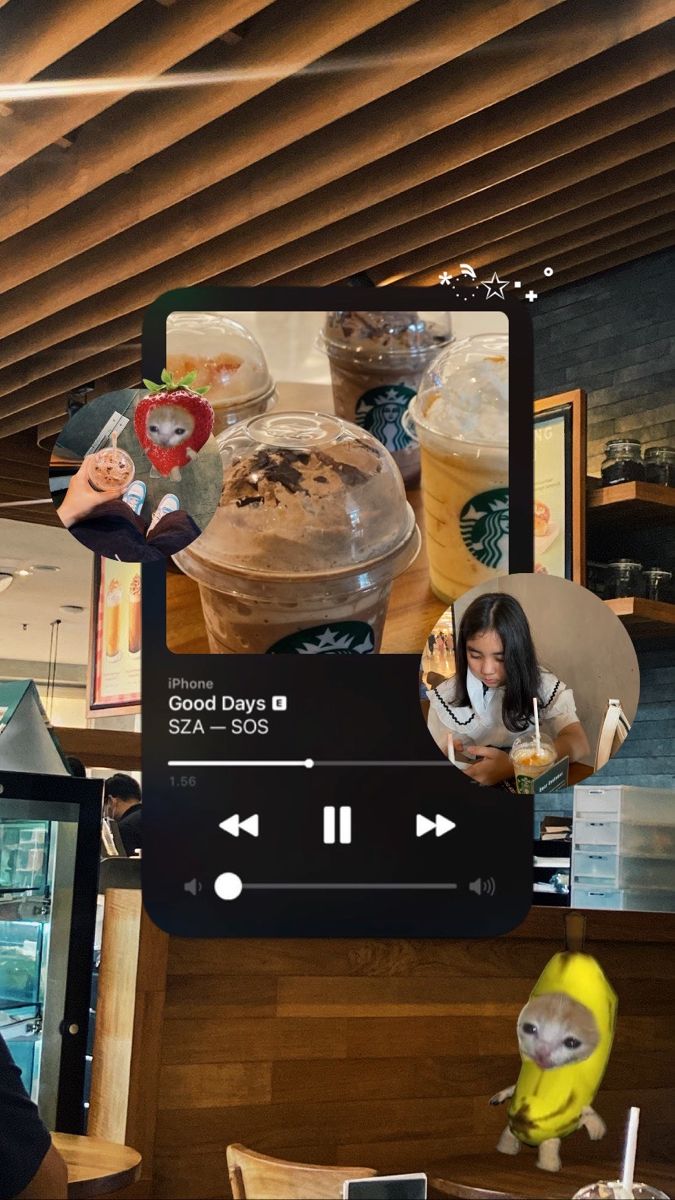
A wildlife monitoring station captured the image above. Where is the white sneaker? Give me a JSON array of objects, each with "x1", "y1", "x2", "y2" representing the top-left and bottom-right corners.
[
  {"x1": 122, "y1": 481, "x2": 146, "y2": 515},
  {"x1": 147, "y1": 493, "x2": 180, "y2": 533}
]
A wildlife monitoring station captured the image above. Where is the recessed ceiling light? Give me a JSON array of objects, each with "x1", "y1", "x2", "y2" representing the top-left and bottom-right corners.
[
  {"x1": 33, "y1": 564, "x2": 61, "y2": 572},
  {"x1": 60, "y1": 604, "x2": 86, "y2": 614},
  {"x1": 15, "y1": 568, "x2": 33, "y2": 577}
]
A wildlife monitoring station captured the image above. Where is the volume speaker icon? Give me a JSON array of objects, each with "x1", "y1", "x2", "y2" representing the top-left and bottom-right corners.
[
  {"x1": 184, "y1": 878, "x2": 202, "y2": 896},
  {"x1": 469, "y1": 876, "x2": 496, "y2": 896}
]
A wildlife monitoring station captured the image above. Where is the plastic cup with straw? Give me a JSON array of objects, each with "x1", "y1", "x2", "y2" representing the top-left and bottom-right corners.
[{"x1": 572, "y1": 1105, "x2": 670, "y2": 1198}]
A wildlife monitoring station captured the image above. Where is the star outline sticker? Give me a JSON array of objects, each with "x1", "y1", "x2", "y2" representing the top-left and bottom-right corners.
[{"x1": 480, "y1": 272, "x2": 510, "y2": 300}]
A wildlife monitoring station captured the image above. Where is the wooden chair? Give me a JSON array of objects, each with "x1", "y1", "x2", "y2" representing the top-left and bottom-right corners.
[
  {"x1": 226, "y1": 1143, "x2": 377, "y2": 1199},
  {"x1": 594, "y1": 697, "x2": 632, "y2": 772}
]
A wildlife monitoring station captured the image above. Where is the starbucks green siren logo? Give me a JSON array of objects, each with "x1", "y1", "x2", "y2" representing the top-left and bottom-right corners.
[
  {"x1": 355, "y1": 384, "x2": 415, "y2": 452},
  {"x1": 460, "y1": 487, "x2": 509, "y2": 568},
  {"x1": 267, "y1": 622, "x2": 375, "y2": 655}
]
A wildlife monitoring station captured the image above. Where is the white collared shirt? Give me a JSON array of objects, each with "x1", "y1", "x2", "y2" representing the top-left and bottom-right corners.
[{"x1": 427, "y1": 667, "x2": 579, "y2": 754}]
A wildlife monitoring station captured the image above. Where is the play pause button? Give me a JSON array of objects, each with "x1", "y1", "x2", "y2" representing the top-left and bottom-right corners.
[{"x1": 416, "y1": 813, "x2": 456, "y2": 838}]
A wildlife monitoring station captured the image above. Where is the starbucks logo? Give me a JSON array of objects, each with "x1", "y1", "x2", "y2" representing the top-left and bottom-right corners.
[
  {"x1": 355, "y1": 384, "x2": 415, "y2": 452},
  {"x1": 460, "y1": 487, "x2": 509, "y2": 568},
  {"x1": 267, "y1": 622, "x2": 375, "y2": 655}
]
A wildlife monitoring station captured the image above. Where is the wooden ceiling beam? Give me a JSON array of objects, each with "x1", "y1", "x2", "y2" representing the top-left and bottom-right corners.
[
  {"x1": 0, "y1": 345, "x2": 143, "y2": 421},
  {"x1": 377, "y1": 170, "x2": 675, "y2": 288},
  {"x1": 2, "y1": 62, "x2": 667, "y2": 388},
  {"x1": 515, "y1": 231, "x2": 675, "y2": 293},
  {"x1": 0, "y1": 337, "x2": 140, "y2": 399},
  {"x1": 267, "y1": 108, "x2": 675, "y2": 286},
  {"x1": 402, "y1": 208, "x2": 675, "y2": 290},
  {"x1": 0, "y1": 0, "x2": 142, "y2": 83},
  {"x1": 0, "y1": 21, "x2": 662, "y2": 367},
  {"x1": 5, "y1": 30, "x2": 671, "y2": 308},
  {"x1": 0, "y1": 0, "x2": 666, "y2": 337},
  {"x1": 481, "y1": 202, "x2": 675, "y2": 282},
  {"x1": 0, "y1": 0, "x2": 421, "y2": 238},
  {"x1": 405, "y1": 226, "x2": 675, "y2": 298},
  {"x1": 0, "y1": 0, "x2": 276, "y2": 174},
  {"x1": 0, "y1": 366, "x2": 143, "y2": 440}
]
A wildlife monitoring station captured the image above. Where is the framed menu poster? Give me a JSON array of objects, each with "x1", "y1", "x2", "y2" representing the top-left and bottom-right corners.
[
  {"x1": 534, "y1": 390, "x2": 586, "y2": 585},
  {"x1": 87, "y1": 556, "x2": 142, "y2": 716}
]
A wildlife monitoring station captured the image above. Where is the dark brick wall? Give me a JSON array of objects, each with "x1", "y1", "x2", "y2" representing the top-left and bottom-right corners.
[
  {"x1": 533, "y1": 246, "x2": 675, "y2": 475},
  {"x1": 531, "y1": 248, "x2": 675, "y2": 835}
]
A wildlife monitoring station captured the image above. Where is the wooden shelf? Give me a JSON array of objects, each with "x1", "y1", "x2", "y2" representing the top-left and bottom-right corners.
[
  {"x1": 604, "y1": 596, "x2": 675, "y2": 637},
  {"x1": 588, "y1": 481, "x2": 675, "y2": 529}
]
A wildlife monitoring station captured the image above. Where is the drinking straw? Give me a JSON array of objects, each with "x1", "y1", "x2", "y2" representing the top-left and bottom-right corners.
[
  {"x1": 621, "y1": 1106, "x2": 640, "y2": 1196},
  {"x1": 533, "y1": 696, "x2": 541, "y2": 754},
  {"x1": 111, "y1": 429, "x2": 118, "y2": 448},
  {"x1": 447, "y1": 734, "x2": 456, "y2": 766}
]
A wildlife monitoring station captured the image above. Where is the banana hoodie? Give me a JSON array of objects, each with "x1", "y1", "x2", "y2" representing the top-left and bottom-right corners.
[{"x1": 509, "y1": 951, "x2": 618, "y2": 1146}]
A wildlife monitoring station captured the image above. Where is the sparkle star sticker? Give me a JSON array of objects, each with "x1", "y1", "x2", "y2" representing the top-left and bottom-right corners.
[
  {"x1": 480, "y1": 272, "x2": 510, "y2": 300},
  {"x1": 438, "y1": 271, "x2": 453, "y2": 285}
]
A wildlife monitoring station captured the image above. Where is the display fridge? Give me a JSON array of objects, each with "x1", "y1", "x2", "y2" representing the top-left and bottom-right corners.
[{"x1": 0, "y1": 768, "x2": 101, "y2": 1132}]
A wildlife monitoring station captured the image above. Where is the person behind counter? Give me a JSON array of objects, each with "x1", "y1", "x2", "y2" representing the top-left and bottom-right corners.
[
  {"x1": 104, "y1": 773, "x2": 142, "y2": 855},
  {"x1": 427, "y1": 593, "x2": 590, "y2": 786},
  {"x1": 0, "y1": 1030, "x2": 67, "y2": 1198}
]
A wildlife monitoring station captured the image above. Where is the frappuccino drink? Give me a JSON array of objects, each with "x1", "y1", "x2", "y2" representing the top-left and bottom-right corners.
[
  {"x1": 88, "y1": 446, "x2": 135, "y2": 492},
  {"x1": 174, "y1": 412, "x2": 420, "y2": 654},
  {"x1": 320, "y1": 311, "x2": 452, "y2": 486},
  {"x1": 510, "y1": 733, "x2": 556, "y2": 794},
  {"x1": 407, "y1": 335, "x2": 509, "y2": 603},
  {"x1": 166, "y1": 312, "x2": 277, "y2": 435}
]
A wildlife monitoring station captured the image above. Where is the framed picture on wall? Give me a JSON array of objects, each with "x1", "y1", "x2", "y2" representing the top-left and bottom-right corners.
[
  {"x1": 87, "y1": 556, "x2": 142, "y2": 716},
  {"x1": 534, "y1": 390, "x2": 587, "y2": 584}
]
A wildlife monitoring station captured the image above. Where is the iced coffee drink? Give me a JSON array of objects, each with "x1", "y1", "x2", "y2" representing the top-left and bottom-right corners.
[
  {"x1": 407, "y1": 335, "x2": 508, "y2": 602},
  {"x1": 105, "y1": 578, "x2": 122, "y2": 661},
  {"x1": 166, "y1": 312, "x2": 277, "y2": 435},
  {"x1": 128, "y1": 573, "x2": 141, "y2": 654},
  {"x1": 174, "y1": 412, "x2": 420, "y2": 654},
  {"x1": 88, "y1": 446, "x2": 135, "y2": 492},
  {"x1": 510, "y1": 732, "x2": 556, "y2": 794},
  {"x1": 320, "y1": 311, "x2": 452, "y2": 487}
]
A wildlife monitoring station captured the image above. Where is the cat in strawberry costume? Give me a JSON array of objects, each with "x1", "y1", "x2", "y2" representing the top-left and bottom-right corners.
[{"x1": 136, "y1": 370, "x2": 214, "y2": 481}]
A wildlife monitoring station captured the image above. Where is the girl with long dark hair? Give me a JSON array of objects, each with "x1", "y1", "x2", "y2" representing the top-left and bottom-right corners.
[{"x1": 427, "y1": 593, "x2": 590, "y2": 786}]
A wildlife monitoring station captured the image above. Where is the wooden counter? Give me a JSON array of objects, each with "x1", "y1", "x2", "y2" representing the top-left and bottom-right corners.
[{"x1": 91, "y1": 900, "x2": 675, "y2": 1199}]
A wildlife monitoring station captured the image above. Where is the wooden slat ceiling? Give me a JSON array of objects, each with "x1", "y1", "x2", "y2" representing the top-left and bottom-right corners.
[{"x1": 0, "y1": 0, "x2": 673, "y2": 523}]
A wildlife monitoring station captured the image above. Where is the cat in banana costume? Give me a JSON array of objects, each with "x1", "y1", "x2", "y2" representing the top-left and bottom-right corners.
[{"x1": 490, "y1": 951, "x2": 618, "y2": 1172}]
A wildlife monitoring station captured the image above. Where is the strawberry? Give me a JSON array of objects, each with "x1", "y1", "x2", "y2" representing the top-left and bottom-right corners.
[{"x1": 135, "y1": 369, "x2": 214, "y2": 477}]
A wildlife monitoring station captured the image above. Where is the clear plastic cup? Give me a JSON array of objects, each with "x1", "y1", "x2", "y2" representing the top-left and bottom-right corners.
[
  {"x1": 174, "y1": 411, "x2": 420, "y2": 654},
  {"x1": 510, "y1": 731, "x2": 556, "y2": 794},
  {"x1": 405, "y1": 335, "x2": 508, "y2": 602},
  {"x1": 319, "y1": 311, "x2": 452, "y2": 487},
  {"x1": 87, "y1": 446, "x2": 135, "y2": 493},
  {"x1": 166, "y1": 312, "x2": 277, "y2": 435},
  {"x1": 573, "y1": 1184, "x2": 670, "y2": 1198}
]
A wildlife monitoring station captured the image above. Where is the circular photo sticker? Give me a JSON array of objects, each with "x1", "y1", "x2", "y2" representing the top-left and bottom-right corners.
[
  {"x1": 49, "y1": 377, "x2": 223, "y2": 562},
  {"x1": 420, "y1": 573, "x2": 640, "y2": 793}
]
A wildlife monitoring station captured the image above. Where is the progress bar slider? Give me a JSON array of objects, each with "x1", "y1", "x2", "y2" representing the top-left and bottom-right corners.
[{"x1": 416, "y1": 813, "x2": 455, "y2": 838}]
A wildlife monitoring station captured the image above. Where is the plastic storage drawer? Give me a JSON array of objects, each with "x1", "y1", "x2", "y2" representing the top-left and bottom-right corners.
[
  {"x1": 571, "y1": 884, "x2": 675, "y2": 911},
  {"x1": 574, "y1": 819, "x2": 619, "y2": 846}
]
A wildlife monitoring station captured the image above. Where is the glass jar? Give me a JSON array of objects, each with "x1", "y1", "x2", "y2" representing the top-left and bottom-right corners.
[
  {"x1": 605, "y1": 560, "x2": 646, "y2": 599},
  {"x1": 644, "y1": 446, "x2": 675, "y2": 487},
  {"x1": 601, "y1": 439, "x2": 645, "y2": 486},
  {"x1": 642, "y1": 567, "x2": 672, "y2": 602}
]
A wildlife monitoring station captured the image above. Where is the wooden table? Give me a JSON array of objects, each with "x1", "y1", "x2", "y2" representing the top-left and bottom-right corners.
[
  {"x1": 52, "y1": 1133, "x2": 141, "y2": 1198},
  {"x1": 428, "y1": 1155, "x2": 674, "y2": 1199}
]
